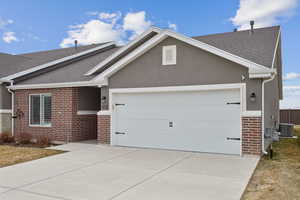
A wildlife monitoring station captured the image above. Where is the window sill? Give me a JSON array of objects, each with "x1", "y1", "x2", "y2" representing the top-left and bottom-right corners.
[{"x1": 29, "y1": 124, "x2": 52, "y2": 128}]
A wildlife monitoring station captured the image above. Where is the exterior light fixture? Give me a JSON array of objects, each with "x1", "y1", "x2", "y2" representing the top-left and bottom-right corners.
[
  {"x1": 250, "y1": 92, "x2": 256, "y2": 102},
  {"x1": 101, "y1": 96, "x2": 107, "y2": 104}
]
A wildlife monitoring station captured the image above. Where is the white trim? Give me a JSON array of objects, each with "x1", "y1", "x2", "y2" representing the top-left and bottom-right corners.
[
  {"x1": 109, "y1": 83, "x2": 246, "y2": 156},
  {"x1": 242, "y1": 111, "x2": 262, "y2": 117},
  {"x1": 29, "y1": 93, "x2": 52, "y2": 127},
  {"x1": 162, "y1": 45, "x2": 176, "y2": 65},
  {"x1": 109, "y1": 83, "x2": 245, "y2": 94},
  {"x1": 0, "y1": 109, "x2": 12, "y2": 114},
  {"x1": 85, "y1": 27, "x2": 161, "y2": 76},
  {"x1": 249, "y1": 72, "x2": 273, "y2": 79},
  {"x1": 77, "y1": 110, "x2": 98, "y2": 115},
  {"x1": 271, "y1": 30, "x2": 281, "y2": 69},
  {"x1": 7, "y1": 81, "x2": 103, "y2": 90},
  {"x1": 92, "y1": 27, "x2": 273, "y2": 82},
  {"x1": 2, "y1": 42, "x2": 115, "y2": 81},
  {"x1": 97, "y1": 110, "x2": 111, "y2": 115}
]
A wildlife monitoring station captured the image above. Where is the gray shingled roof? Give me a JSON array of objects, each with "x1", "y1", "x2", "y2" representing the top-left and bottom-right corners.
[
  {"x1": 16, "y1": 47, "x2": 120, "y2": 84},
  {"x1": 193, "y1": 26, "x2": 280, "y2": 68},
  {"x1": 0, "y1": 44, "x2": 103, "y2": 78},
  {"x1": 10, "y1": 26, "x2": 279, "y2": 85},
  {"x1": 0, "y1": 53, "x2": 30, "y2": 78}
]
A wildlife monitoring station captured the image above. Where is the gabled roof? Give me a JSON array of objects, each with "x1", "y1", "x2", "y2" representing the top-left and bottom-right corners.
[
  {"x1": 0, "y1": 42, "x2": 114, "y2": 81},
  {"x1": 7, "y1": 25, "x2": 281, "y2": 90},
  {"x1": 193, "y1": 26, "x2": 280, "y2": 68},
  {"x1": 92, "y1": 26, "x2": 278, "y2": 83}
]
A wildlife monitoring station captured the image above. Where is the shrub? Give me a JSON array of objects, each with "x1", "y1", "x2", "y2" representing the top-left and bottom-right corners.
[
  {"x1": 0, "y1": 132, "x2": 15, "y2": 143},
  {"x1": 18, "y1": 133, "x2": 32, "y2": 144},
  {"x1": 36, "y1": 136, "x2": 51, "y2": 147}
]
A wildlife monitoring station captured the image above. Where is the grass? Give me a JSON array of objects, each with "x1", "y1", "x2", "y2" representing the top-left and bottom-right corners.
[
  {"x1": 0, "y1": 145, "x2": 64, "y2": 168},
  {"x1": 242, "y1": 126, "x2": 300, "y2": 200}
]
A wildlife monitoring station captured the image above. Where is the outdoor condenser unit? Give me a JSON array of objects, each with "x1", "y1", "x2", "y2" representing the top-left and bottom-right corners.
[{"x1": 279, "y1": 123, "x2": 294, "y2": 137}]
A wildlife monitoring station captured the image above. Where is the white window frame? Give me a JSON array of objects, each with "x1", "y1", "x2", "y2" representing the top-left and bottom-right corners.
[
  {"x1": 162, "y1": 45, "x2": 177, "y2": 65},
  {"x1": 29, "y1": 93, "x2": 52, "y2": 127}
]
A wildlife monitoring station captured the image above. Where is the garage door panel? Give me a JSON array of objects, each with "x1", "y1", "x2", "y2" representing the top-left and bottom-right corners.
[{"x1": 113, "y1": 89, "x2": 241, "y2": 155}]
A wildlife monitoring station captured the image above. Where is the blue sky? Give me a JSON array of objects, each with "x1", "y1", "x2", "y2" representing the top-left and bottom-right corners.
[{"x1": 0, "y1": 0, "x2": 299, "y2": 107}]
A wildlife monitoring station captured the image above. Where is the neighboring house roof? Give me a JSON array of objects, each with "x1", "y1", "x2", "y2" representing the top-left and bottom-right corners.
[
  {"x1": 193, "y1": 26, "x2": 280, "y2": 68},
  {"x1": 0, "y1": 42, "x2": 114, "y2": 81}
]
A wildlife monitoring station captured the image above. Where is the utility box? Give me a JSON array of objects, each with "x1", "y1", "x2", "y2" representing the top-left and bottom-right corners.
[{"x1": 279, "y1": 123, "x2": 294, "y2": 137}]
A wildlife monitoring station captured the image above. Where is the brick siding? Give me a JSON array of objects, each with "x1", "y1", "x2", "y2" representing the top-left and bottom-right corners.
[
  {"x1": 14, "y1": 87, "x2": 97, "y2": 142},
  {"x1": 97, "y1": 114, "x2": 110, "y2": 144},
  {"x1": 242, "y1": 116, "x2": 262, "y2": 155}
]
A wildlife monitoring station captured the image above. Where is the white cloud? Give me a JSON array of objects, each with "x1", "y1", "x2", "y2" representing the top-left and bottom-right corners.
[
  {"x1": 0, "y1": 18, "x2": 13, "y2": 29},
  {"x1": 123, "y1": 11, "x2": 152, "y2": 40},
  {"x1": 230, "y1": 0, "x2": 299, "y2": 30},
  {"x1": 99, "y1": 12, "x2": 121, "y2": 25},
  {"x1": 61, "y1": 11, "x2": 154, "y2": 47},
  {"x1": 99, "y1": 12, "x2": 119, "y2": 20},
  {"x1": 60, "y1": 19, "x2": 122, "y2": 48},
  {"x1": 283, "y1": 72, "x2": 300, "y2": 81},
  {"x1": 168, "y1": 22, "x2": 177, "y2": 31},
  {"x1": 281, "y1": 86, "x2": 300, "y2": 109},
  {"x1": 2, "y1": 31, "x2": 18, "y2": 43},
  {"x1": 86, "y1": 11, "x2": 99, "y2": 16}
]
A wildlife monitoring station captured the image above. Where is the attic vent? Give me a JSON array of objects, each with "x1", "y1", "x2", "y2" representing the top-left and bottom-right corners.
[{"x1": 162, "y1": 45, "x2": 176, "y2": 65}]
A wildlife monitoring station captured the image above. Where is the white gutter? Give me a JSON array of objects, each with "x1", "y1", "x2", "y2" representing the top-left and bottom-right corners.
[
  {"x1": 7, "y1": 80, "x2": 107, "y2": 90},
  {"x1": 261, "y1": 73, "x2": 276, "y2": 155},
  {"x1": 7, "y1": 80, "x2": 15, "y2": 136}
]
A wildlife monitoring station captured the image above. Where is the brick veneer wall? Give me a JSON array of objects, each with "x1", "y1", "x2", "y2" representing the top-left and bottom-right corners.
[
  {"x1": 97, "y1": 114, "x2": 110, "y2": 144},
  {"x1": 96, "y1": 114, "x2": 263, "y2": 154},
  {"x1": 14, "y1": 87, "x2": 97, "y2": 142},
  {"x1": 242, "y1": 116, "x2": 262, "y2": 155}
]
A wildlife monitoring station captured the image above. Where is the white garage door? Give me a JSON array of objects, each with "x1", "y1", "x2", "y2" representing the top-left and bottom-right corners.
[{"x1": 112, "y1": 89, "x2": 241, "y2": 155}]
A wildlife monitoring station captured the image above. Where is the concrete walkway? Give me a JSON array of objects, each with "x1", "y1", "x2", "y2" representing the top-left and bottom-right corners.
[{"x1": 0, "y1": 142, "x2": 259, "y2": 200}]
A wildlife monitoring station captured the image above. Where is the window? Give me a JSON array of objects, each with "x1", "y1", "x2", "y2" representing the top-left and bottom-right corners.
[
  {"x1": 29, "y1": 94, "x2": 52, "y2": 126},
  {"x1": 162, "y1": 45, "x2": 176, "y2": 65}
]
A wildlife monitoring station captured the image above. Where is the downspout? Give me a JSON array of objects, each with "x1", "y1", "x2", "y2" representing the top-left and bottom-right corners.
[
  {"x1": 261, "y1": 73, "x2": 276, "y2": 155},
  {"x1": 7, "y1": 80, "x2": 15, "y2": 136}
]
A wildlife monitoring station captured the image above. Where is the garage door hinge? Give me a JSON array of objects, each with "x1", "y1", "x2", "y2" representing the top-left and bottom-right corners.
[
  {"x1": 226, "y1": 137, "x2": 240, "y2": 141},
  {"x1": 115, "y1": 132, "x2": 126, "y2": 135},
  {"x1": 115, "y1": 103, "x2": 125, "y2": 106},
  {"x1": 226, "y1": 102, "x2": 240, "y2": 105}
]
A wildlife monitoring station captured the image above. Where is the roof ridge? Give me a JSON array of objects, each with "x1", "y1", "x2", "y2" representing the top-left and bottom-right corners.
[
  {"x1": 192, "y1": 25, "x2": 280, "y2": 39},
  {"x1": 18, "y1": 42, "x2": 108, "y2": 56}
]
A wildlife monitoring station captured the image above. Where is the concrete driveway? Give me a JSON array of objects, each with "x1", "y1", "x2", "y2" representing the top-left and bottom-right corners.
[{"x1": 0, "y1": 142, "x2": 259, "y2": 200}]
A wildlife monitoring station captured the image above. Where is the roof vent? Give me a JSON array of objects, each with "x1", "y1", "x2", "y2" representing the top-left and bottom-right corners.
[
  {"x1": 233, "y1": 28, "x2": 238, "y2": 32},
  {"x1": 250, "y1": 20, "x2": 254, "y2": 34},
  {"x1": 74, "y1": 40, "x2": 78, "y2": 49}
]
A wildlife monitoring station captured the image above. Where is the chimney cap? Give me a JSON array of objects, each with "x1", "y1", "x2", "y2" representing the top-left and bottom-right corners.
[{"x1": 250, "y1": 20, "x2": 255, "y2": 26}]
